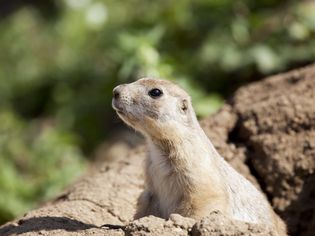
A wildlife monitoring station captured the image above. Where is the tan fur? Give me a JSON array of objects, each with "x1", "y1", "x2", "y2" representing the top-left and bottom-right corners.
[{"x1": 112, "y1": 78, "x2": 287, "y2": 236}]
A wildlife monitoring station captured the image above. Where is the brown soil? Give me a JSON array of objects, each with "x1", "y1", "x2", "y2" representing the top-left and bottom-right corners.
[{"x1": 1, "y1": 64, "x2": 314, "y2": 235}]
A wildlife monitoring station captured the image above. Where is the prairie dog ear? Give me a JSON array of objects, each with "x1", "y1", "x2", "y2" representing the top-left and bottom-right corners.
[{"x1": 180, "y1": 99, "x2": 189, "y2": 113}]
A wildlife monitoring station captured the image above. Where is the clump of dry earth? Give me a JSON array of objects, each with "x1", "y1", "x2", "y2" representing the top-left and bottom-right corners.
[{"x1": 1, "y1": 64, "x2": 314, "y2": 236}]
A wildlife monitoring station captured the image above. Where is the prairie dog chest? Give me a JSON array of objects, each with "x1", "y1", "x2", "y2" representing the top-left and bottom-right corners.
[{"x1": 146, "y1": 151, "x2": 188, "y2": 217}]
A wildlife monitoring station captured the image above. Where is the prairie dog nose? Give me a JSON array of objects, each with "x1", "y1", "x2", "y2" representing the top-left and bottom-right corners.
[
  {"x1": 113, "y1": 85, "x2": 125, "y2": 99},
  {"x1": 113, "y1": 88, "x2": 120, "y2": 99}
]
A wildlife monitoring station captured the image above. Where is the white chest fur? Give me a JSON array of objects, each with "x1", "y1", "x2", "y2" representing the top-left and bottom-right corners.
[{"x1": 147, "y1": 149, "x2": 186, "y2": 218}]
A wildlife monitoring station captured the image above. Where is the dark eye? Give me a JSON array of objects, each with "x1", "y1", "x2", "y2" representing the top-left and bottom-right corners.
[{"x1": 148, "y1": 88, "x2": 163, "y2": 98}]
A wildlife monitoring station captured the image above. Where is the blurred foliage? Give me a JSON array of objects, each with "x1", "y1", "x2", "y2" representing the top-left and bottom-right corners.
[
  {"x1": 0, "y1": 109, "x2": 86, "y2": 223},
  {"x1": 0, "y1": 0, "x2": 315, "y2": 224}
]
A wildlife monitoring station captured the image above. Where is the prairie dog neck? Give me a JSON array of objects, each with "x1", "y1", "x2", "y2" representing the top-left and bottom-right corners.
[{"x1": 147, "y1": 123, "x2": 219, "y2": 165}]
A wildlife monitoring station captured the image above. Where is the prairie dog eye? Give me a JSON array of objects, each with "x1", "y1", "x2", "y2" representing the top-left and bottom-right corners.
[{"x1": 148, "y1": 88, "x2": 163, "y2": 98}]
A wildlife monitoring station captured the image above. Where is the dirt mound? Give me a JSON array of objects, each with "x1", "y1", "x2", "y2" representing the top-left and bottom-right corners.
[
  {"x1": 1, "y1": 64, "x2": 314, "y2": 235},
  {"x1": 231, "y1": 66, "x2": 315, "y2": 235}
]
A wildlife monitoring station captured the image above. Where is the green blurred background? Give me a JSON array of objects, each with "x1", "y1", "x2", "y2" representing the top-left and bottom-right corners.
[{"x1": 0, "y1": 0, "x2": 314, "y2": 224}]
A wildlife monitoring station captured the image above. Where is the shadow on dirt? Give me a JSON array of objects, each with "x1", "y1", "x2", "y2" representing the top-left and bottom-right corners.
[{"x1": 0, "y1": 216, "x2": 97, "y2": 236}]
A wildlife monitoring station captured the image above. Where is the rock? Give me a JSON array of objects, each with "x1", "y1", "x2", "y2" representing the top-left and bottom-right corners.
[
  {"x1": 125, "y1": 215, "x2": 192, "y2": 236},
  {"x1": 169, "y1": 214, "x2": 196, "y2": 230},
  {"x1": 191, "y1": 211, "x2": 274, "y2": 236}
]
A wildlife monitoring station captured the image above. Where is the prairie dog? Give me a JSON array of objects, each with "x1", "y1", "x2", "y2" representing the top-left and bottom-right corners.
[{"x1": 112, "y1": 78, "x2": 287, "y2": 235}]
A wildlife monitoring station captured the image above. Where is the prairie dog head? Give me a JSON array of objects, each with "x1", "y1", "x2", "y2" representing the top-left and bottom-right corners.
[{"x1": 112, "y1": 78, "x2": 198, "y2": 139}]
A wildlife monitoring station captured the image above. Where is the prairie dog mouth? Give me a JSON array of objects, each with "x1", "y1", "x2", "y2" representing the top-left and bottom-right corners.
[
  {"x1": 112, "y1": 99, "x2": 126, "y2": 115},
  {"x1": 116, "y1": 110, "x2": 125, "y2": 116}
]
